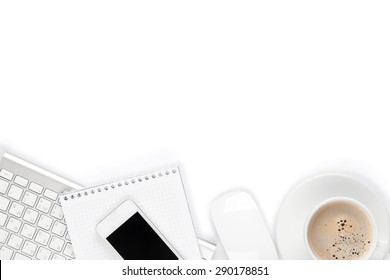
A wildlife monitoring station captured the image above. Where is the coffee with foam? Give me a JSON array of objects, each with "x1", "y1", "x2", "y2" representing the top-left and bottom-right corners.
[{"x1": 307, "y1": 200, "x2": 375, "y2": 260}]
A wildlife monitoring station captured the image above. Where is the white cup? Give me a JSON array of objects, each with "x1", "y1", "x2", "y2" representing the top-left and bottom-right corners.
[{"x1": 304, "y1": 197, "x2": 390, "y2": 260}]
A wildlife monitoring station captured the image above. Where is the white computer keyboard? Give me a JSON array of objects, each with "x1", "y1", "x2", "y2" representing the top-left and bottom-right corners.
[{"x1": 0, "y1": 153, "x2": 81, "y2": 260}]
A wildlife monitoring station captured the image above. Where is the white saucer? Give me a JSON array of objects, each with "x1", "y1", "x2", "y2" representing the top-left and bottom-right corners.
[{"x1": 276, "y1": 174, "x2": 390, "y2": 259}]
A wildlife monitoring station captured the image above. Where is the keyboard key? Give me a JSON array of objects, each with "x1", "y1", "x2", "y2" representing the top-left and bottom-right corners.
[
  {"x1": 44, "y1": 189, "x2": 58, "y2": 201},
  {"x1": 0, "y1": 228, "x2": 9, "y2": 243},
  {"x1": 8, "y1": 185, "x2": 23, "y2": 200},
  {"x1": 20, "y1": 224, "x2": 36, "y2": 239},
  {"x1": 35, "y1": 230, "x2": 50, "y2": 246},
  {"x1": 14, "y1": 252, "x2": 31, "y2": 260},
  {"x1": 0, "y1": 246, "x2": 14, "y2": 259},
  {"x1": 23, "y1": 208, "x2": 39, "y2": 224},
  {"x1": 7, "y1": 234, "x2": 23, "y2": 250},
  {"x1": 0, "y1": 179, "x2": 9, "y2": 194},
  {"x1": 21, "y1": 240, "x2": 37, "y2": 256},
  {"x1": 50, "y1": 204, "x2": 64, "y2": 220},
  {"x1": 63, "y1": 243, "x2": 75, "y2": 258},
  {"x1": 6, "y1": 217, "x2": 22, "y2": 233},
  {"x1": 0, "y1": 196, "x2": 10, "y2": 211},
  {"x1": 36, "y1": 247, "x2": 51, "y2": 260},
  {"x1": 14, "y1": 176, "x2": 28, "y2": 187},
  {"x1": 37, "y1": 215, "x2": 53, "y2": 230},
  {"x1": 0, "y1": 212, "x2": 7, "y2": 226},
  {"x1": 65, "y1": 232, "x2": 70, "y2": 240},
  {"x1": 52, "y1": 253, "x2": 66, "y2": 260},
  {"x1": 0, "y1": 169, "x2": 13, "y2": 180},
  {"x1": 49, "y1": 236, "x2": 64, "y2": 252},
  {"x1": 29, "y1": 182, "x2": 43, "y2": 194},
  {"x1": 9, "y1": 201, "x2": 25, "y2": 217},
  {"x1": 36, "y1": 197, "x2": 52, "y2": 213},
  {"x1": 21, "y1": 191, "x2": 38, "y2": 207},
  {"x1": 52, "y1": 221, "x2": 66, "y2": 237}
]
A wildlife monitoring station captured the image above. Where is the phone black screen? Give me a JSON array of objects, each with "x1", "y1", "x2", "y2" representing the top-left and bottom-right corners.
[{"x1": 106, "y1": 212, "x2": 179, "y2": 260}]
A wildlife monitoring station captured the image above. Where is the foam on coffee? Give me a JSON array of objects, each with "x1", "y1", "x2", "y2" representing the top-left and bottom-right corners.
[{"x1": 307, "y1": 200, "x2": 375, "y2": 260}]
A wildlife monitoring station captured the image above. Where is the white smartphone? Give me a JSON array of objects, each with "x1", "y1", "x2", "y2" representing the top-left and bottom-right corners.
[{"x1": 96, "y1": 200, "x2": 182, "y2": 260}]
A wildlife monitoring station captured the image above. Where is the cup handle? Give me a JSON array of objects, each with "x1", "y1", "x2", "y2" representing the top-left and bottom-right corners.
[{"x1": 375, "y1": 242, "x2": 390, "y2": 260}]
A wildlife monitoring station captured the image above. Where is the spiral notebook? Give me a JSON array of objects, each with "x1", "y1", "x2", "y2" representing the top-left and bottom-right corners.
[{"x1": 59, "y1": 166, "x2": 202, "y2": 259}]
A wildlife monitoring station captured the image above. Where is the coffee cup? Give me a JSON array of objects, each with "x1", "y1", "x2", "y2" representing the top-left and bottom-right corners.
[{"x1": 304, "y1": 197, "x2": 390, "y2": 260}]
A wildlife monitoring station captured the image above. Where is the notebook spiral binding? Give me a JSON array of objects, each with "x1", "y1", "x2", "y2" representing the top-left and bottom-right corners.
[{"x1": 61, "y1": 167, "x2": 178, "y2": 201}]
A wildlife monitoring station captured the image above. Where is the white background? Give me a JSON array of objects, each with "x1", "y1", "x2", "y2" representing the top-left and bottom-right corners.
[{"x1": 1, "y1": 0, "x2": 390, "y2": 256}]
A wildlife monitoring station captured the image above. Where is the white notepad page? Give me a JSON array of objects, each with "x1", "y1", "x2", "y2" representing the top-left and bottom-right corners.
[{"x1": 60, "y1": 166, "x2": 201, "y2": 259}]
